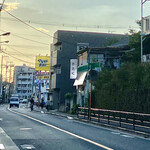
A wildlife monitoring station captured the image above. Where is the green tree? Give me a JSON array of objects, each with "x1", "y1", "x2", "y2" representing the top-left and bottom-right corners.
[
  {"x1": 123, "y1": 31, "x2": 141, "y2": 63},
  {"x1": 94, "y1": 63, "x2": 150, "y2": 114}
]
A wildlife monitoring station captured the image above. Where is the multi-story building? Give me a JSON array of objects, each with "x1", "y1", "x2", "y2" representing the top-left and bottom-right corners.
[
  {"x1": 50, "y1": 30, "x2": 128, "y2": 111},
  {"x1": 74, "y1": 43, "x2": 129, "y2": 107},
  {"x1": 14, "y1": 64, "x2": 34, "y2": 99}
]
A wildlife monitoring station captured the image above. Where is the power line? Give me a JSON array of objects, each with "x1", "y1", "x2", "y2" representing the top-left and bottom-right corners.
[
  {"x1": 2, "y1": 9, "x2": 79, "y2": 47},
  {"x1": 4, "y1": 45, "x2": 34, "y2": 59},
  {"x1": 0, "y1": 29, "x2": 49, "y2": 46},
  {"x1": 2, "y1": 51, "x2": 35, "y2": 65},
  {"x1": 4, "y1": 44, "x2": 48, "y2": 49},
  {"x1": 1, "y1": 16, "x2": 139, "y2": 30},
  {"x1": 3, "y1": 52, "x2": 36, "y2": 57},
  {"x1": 3, "y1": 9, "x2": 53, "y2": 37},
  {"x1": 11, "y1": 33, "x2": 49, "y2": 46}
]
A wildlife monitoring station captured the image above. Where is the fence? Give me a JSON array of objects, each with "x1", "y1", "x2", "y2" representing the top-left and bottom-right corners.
[{"x1": 77, "y1": 107, "x2": 150, "y2": 135}]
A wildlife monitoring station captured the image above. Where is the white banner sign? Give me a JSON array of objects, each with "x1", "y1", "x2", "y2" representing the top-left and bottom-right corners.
[
  {"x1": 143, "y1": 15, "x2": 150, "y2": 36},
  {"x1": 70, "y1": 59, "x2": 77, "y2": 79}
]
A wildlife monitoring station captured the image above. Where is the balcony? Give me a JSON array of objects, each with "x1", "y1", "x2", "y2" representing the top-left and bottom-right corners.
[
  {"x1": 17, "y1": 81, "x2": 33, "y2": 85},
  {"x1": 18, "y1": 75, "x2": 32, "y2": 79},
  {"x1": 17, "y1": 87, "x2": 32, "y2": 90},
  {"x1": 51, "y1": 50, "x2": 57, "y2": 66}
]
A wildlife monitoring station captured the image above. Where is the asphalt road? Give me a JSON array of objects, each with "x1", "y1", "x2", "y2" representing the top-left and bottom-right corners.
[{"x1": 0, "y1": 104, "x2": 150, "y2": 150}]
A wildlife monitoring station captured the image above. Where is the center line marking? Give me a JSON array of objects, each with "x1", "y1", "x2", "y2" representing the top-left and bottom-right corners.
[{"x1": 8, "y1": 108, "x2": 113, "y2": 150}]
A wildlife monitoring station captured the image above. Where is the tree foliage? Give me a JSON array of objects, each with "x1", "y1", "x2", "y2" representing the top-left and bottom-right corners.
[
  {"x1": 94, "y1": 63, "x2": 150, "y2": 113},
  {"x1": 122, "y1": 31, "x2": 141, "y2": 63},
  {"x1": 93, "y1": 30, "x2": 150, "y2": 114}
]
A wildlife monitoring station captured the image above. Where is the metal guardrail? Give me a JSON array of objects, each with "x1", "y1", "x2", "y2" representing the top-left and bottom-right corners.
[{"x1": 77, "y1": 107, "x2": 150, "y2": 135}]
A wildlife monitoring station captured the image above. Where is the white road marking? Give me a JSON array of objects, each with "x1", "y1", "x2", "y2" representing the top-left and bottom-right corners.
[
  {"x1": 8, "y1": 108, "x2": 113, "y2": 150},
  {"x1": 121, "y1": 135, "x2": 134, "y2": 138},
  {"x1": 67, "y1": 116, "x2": 73, "y2": 120},
  {"x1": 21, "y1": 144, "x2": 35, "y2": 149},
  {"x1": 20, "y1": 128, "x2": 32, "y2": 131},
  {"x1": 111, "y1": 132, "x2": 134, "y2": 138},
  {"x1": 0, "y1": 144, "x2": 5, "y2": 149},
  {"x1": 41, "y1": 111, "x2": 44, "y2": 114},
  {"x1": 111, "y1": 132, "x2": 120, "y2": 135}
]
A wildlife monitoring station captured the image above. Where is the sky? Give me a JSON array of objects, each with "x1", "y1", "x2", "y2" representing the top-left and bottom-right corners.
[{"x1": 0, "y1": 0, "x2": 150, "y2": 78}]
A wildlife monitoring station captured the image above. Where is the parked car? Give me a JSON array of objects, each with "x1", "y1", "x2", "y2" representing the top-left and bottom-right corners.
[
  {"x1": 19, "y1": 99, "x2": 23, "y2": 103},
  {"x1": 9, "y1": 97, "x2": 19, "y2": 108},
  {"x1": 22, "y1": 99, "x2": 28, "y2": 104}
]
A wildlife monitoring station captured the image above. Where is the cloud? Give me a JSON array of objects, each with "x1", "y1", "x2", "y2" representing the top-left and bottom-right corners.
[
  {"x1": 2, "y1": 2, "x2": 19, "y2": 12},
  {"x1": 36, "y1": 27, "x2": 49, "y2": 33}
]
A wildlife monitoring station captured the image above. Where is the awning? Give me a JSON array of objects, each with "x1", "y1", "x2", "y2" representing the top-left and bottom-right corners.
[{"x1": 73, "y1": 71, "x2": 87, "y2": 86}]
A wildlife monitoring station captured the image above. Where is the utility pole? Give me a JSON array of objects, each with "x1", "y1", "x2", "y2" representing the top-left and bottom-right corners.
[
  {"x1": 0, "y1": 55, "x2": 3, "y2": 95},
  {"x1": 5, "y1": 61, "x2": 8, "y2": 82},
  {"x1": 9, "y1": 64, "x2": 14, "y2": 83}
]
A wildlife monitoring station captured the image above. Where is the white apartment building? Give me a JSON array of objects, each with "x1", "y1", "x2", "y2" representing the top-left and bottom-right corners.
[{"x1": 14, "y1": 64, "x2": 34, "y2": 99}]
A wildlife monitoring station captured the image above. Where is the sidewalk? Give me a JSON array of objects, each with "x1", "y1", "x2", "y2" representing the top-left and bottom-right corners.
[{"x1": 33, "y1": 106, "x2": 78, "y2": 120}]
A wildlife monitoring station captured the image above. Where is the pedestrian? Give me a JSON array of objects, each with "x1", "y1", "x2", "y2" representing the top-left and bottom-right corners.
[
  {"x1": 30, "y1": 97, "x2": 34, "y2": 111},
  {"x1": 40, "y1": 97, "x2": 44, "y2": 109},
  {"x1": 46, "y1": 100, "x2": 50, "y2": 111}
]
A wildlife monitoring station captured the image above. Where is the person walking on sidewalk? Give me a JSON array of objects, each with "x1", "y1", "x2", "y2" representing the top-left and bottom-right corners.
[
  {"x1": 40, "y1": 97, "x2": 45, "y2": 109},
  {"x1": 30, "y1": 97, "x2": 34, "y2": 111},
  {"x1": 46, "y1": 100, "x2": 50, "y2": 112}
]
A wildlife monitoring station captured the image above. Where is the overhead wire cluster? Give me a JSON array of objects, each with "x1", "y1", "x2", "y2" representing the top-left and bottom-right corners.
[
  {"x1": 1, "y1": 16, "x2": 139, "y2": 30},
  {"x1": 1, "y1": 8, "x2": 79, "y2": 65},
  {"x1": 1, "y1": 7, "x2": 139, "y2": 66}
]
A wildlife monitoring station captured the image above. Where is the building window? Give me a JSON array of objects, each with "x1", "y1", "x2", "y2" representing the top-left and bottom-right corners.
[
  {"x1": 146, "y1": 18, "x2": 150, "y2": 31},
  {"x1": 54, "y1": 45, "x2": 62, "y2": 51},
  {"x1": 54, "y1": 66, "x2": 61, "y2": 74},
  {"x1": 77, "y1": 43, "x2": 89, "y2": 52},
  {"x1": 90, "y1": 54, "x2": 104, "y2": 63}
]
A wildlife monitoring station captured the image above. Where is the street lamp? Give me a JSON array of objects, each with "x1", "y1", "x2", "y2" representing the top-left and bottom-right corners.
[
  {"x1": 0, "y1": 32, "x2": 10, "y2": 97},
  {"x1": 0, "y1": 32, "x2": 10, "y2": 36},
  {"x1": 0, "y1": 40, "x2": 9, "y2": 44},
  {"x1": 141, "y1": 0, "x2": 150, "y2": 62}
]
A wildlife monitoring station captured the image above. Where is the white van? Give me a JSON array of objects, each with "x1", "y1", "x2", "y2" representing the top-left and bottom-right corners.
[{"x1": 9, "y1": 97, "x2": 19, "y2": 108}]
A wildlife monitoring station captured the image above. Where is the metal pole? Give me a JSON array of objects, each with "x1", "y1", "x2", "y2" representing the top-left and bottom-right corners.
[
  {"x1": 5, "y1": 62, "x2": 7, "y2": 82},
  {"x1": 89, "y1": 78, "x2": 92, "y2": 120},
  {"x1": 1, "y1": 55, "x2": 3, "y2": 95},
  {"x1": 141, "y1": 0, "x2": 143, "y2": 62}
]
